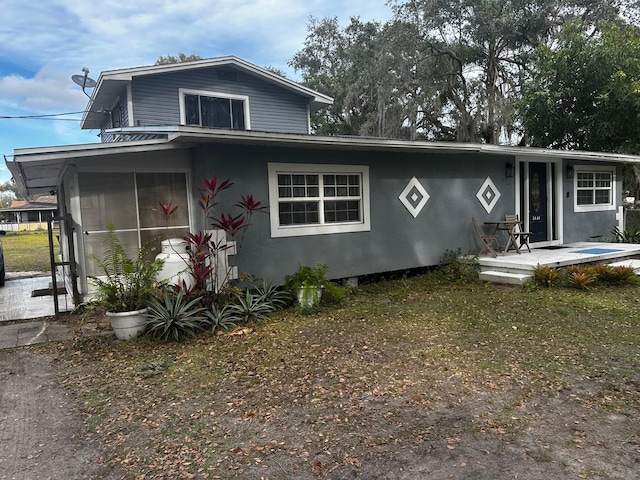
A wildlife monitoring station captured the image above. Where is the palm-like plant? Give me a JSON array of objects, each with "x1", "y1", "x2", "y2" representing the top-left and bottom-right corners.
[{"x1": 145, "y1": 288, "x2": 207, "y2": 341}]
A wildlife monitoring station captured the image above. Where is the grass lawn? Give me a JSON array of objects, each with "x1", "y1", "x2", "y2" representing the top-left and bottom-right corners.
[
  {"x1": 0, "y1": 230, "x2": 52, "y2": 272},
  {"x1": 44, "y1": 274, "x2": 640, "y2": 479}
]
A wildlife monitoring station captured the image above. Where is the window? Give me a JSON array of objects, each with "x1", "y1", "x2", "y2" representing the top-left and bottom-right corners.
[
  {"x1": 268, "y1": 163, "x2": 370, "y2": 237},
  {"x1": 79, "y1": 172, "x2": 191, "y2": 276},
  {"x1": 180, "y1": 89, "x2": 249, "y2": 130},
  {"x1": 573, "y1": 166, "x2": 616, "y2": 212}
]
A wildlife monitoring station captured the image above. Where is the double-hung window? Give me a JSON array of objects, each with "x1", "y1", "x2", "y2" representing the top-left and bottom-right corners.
[
  {"x1": 268, "y1": 163, "x2": 370, "y2": 237},
  {"x1": 180, "y1": 89, "x2": 249, "y2": 130},
  {"x1": 573, "y1": 166, "x2": 616, "y2": 212}
]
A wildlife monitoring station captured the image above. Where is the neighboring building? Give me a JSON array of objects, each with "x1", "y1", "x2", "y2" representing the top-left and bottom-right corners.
[
  {"x1": 5, "y1": 56, "x2": 639, "y2": 303},
  {"x1": 0, "y1": 195, "x2": 58, "y2": 231}
]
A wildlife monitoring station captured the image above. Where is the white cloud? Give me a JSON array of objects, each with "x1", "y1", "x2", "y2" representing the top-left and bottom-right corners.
[
  {"x1": 0, "y1": 0, "x2": 393, "y2": 180},
  {"x1": 0, "y1": 66, "x2": 88, "y2": 113}
]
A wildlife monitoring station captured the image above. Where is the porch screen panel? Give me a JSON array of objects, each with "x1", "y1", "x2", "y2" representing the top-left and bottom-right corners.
[
  {"x1": 83, "y1": 231, "x2": 139, "y2": 278},
  {"x1": 136, "y1": 173, "x2": 189, "y2": 228},
  {"x1": 79, "y1": 173, "x2": 137, "y2": 230}
]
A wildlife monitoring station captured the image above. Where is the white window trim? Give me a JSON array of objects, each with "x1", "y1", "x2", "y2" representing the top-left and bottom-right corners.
[
  {"x1": 573, "y1": 165, "x2": 616, "y2": 212},
  {"x1": 268, "y1": 163, "x2": 371, "y2": 238},
  {"x1": 178, "y1": 88, "x2": 251, "y2": 129}
]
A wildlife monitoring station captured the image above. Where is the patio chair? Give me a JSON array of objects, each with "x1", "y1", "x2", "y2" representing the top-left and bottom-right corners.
[
  {"x1": 505, "y1": 214, "x2": 531, "y2": 253},
  {"x1": 472, "y1": 217, "x2": 500, "y2": 257}
]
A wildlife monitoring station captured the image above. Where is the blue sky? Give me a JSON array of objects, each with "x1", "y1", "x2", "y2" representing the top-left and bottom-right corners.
[{"x1": 0, "y1": 0, "x2": 393, "y2": 184}]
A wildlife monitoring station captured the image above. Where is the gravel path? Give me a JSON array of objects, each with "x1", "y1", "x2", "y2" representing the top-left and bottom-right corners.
[{"x1": 0, "y1": 349, "x2": 121, "y2": 480}]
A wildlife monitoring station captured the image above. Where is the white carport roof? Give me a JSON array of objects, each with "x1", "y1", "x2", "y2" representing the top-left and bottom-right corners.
[{"x1": 7, "y1": 127, "x2": 640, "y2": 196}]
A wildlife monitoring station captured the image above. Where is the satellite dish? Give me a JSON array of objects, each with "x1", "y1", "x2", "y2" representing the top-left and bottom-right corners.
[
  {"x1": 71, "y1": 74, "x2": 97, "y2": 89},
  {"x1": 71, "y1": 68, "x2": 97, "y2": 98}
]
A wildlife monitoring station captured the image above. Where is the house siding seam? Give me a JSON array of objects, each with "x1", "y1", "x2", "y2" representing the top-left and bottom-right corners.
[{"x1": 130, "y1": 67, "x2": 310, "y2": 133}]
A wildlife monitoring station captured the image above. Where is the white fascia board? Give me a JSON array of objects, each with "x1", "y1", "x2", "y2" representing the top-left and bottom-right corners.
[
  {"x1": 12, "y1": 139, "x2": 176, "y2": 162},
  {"x1": 97, "y1": 56, "x2": 333, "y2": 107}
]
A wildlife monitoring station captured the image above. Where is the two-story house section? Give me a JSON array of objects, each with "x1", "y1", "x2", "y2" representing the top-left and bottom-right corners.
[{"x1": 81, "y1": 56, "x2": 333, "y2": 142}]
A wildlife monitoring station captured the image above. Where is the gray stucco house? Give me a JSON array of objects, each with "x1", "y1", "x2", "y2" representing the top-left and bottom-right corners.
[{"x1": 6, "y1": 56, "x2": 639, "y2": 302}]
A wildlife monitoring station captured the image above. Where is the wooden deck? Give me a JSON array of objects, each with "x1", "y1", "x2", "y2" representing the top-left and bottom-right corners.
[{"x1": 477, "y1": 242, "x2": 640, "y2": 285}]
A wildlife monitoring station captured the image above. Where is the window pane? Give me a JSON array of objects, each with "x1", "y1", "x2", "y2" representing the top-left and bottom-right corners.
[
  {"x1": 577, "y1": 172, "x2": 593, "y2": 188},
  {"x1": 79, "y1": 173, "x2": 138, "y2": 230},
  {"x1": 84, "y1": 230, "x2": 139, "y2": 277},
  {"x1": 324, "y1": 200, "x2": 361, "y2": 223},
  {"x1": 231, "y1": 99, "x2": 245, "y2": 129},
  {"x1": 140, "y1": 227, "x2": 190, "y2": 262},
  {"x1": 279, "y1": 202, "x2": 319, "y2": 225},
  {"x1": 595, "y1": 190, "x2": 611, "y2": 204},
  {"x1": 577, "y1": 190, "x2": 594, "y2": 205},
  {"x1": 595, "y1": 173, "x2": 611, "y2": 188},
  {"x1": 185, "y1": 94, "x2": 200, "y2": 125},
  {"x1": 201, "y1": 97, "x2": 231, "y2": 128},
  {"x1": 136, "y1": 173, "x2": 189, "y2": 228}
]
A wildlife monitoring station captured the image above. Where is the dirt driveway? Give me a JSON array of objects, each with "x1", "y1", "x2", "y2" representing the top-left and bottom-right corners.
[{"x1": 0, "y1": 349, "x2": 124, "y2": 480}]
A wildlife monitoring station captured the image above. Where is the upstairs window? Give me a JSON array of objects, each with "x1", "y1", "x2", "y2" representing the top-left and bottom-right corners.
[
  {"x1": 180, "y1": 89, "x2": 249, "y2": 130},
  {"x1": 268, "y1": 163, "x2": 370, "y2": 237},
  {"x1": 573, "y1": 166, "x2": 616, "y2": 212}
]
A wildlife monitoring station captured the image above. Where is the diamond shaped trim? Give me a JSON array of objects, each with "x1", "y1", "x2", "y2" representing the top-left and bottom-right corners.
[
  {"x1": 476, "y1": 177, "x2": 501, "y2": 214},
  {"x1": 399, "y1": 177, "x2": 430, "y2": 218}
]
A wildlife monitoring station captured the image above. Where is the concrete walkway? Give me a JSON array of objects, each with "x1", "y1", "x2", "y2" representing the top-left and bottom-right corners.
[
  {"x1": 0, "y1": 273, "x2": 82, "y2": 350},
  {"x1": 0, "y1": 272, "x2": 73, "y2": 322}
]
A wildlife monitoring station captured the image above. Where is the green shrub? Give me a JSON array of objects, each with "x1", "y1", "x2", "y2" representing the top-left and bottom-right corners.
[
  {"x1": 284, "y1": 263, "x2": 329, "y2": 291},
  {"x1": 205, "y1": 280, "x2": 290, "y2": 332},
  {"x1": 320, "y1": 281, "x2": 353, "y2": 307},
  {"x1": 610, "y1": 226, "x2": 640, "y2": 243},
  {"x1": 436, "y1": 249, "x2": 480, "y2": 284},
  {"x1": 593, "y1": 264, "x2": 638, "y2": 285},
  {"x1": 205, "y1": 303, "x2": 238, "y2": 333},
  {"x1": 533, "y1": 264, "x2": 561, "y2": 287},
  {"x1": 566, "y1": 267, "x2": 597, "y2": 289},
  {"x1": 145, "y1": 288, "x2": 208, "y2": 341}
]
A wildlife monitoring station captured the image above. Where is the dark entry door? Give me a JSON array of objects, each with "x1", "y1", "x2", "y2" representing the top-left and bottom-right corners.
[{"x1": 529, "y1": 162, "x2": 547, "y2": 242}]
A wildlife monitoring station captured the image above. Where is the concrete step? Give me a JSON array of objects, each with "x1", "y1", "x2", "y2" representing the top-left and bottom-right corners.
[{"x1": 479, "y1": 270, "x2": 532, "y2": 285}]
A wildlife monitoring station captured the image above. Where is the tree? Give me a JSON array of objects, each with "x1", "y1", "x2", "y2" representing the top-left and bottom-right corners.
[
  {"x1": 290, "y1": 0, "x2": 632, "y2": 143},
  {"x1": 155, "y1": 53, "x2": 203, "y2": 65},
  {"x1": 0, "y1": 181, "x2": 18, "y2": 205},
  {"x1": 520, "y1": 20, "x2": 640, "y2": 153}
]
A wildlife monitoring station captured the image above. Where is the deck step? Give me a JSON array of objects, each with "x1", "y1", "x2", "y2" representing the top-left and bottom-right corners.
[
  {"x1": 607, "y1": 259, "x2": 640, "y2": 274},
  {"x1": 479, "y1": 270, "x2": 532, "y2": 285}
]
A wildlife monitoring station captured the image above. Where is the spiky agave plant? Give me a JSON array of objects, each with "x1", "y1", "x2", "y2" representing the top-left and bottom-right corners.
[{"x1": 145, "y1": 288, "x2": 207, "y2": 341}]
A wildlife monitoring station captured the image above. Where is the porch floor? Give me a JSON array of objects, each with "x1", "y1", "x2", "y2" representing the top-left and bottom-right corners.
[{"x1": 476, "y1": 242, "x2": 640, "y2": 284}]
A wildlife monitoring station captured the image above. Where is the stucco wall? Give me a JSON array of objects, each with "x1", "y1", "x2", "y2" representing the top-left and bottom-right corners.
[
  {"x1": 190, "y1": 144, "x2": 517, "y2": 283},
  {"x1": 562, "y1": 161, "x2": 621, "y2": 243}
]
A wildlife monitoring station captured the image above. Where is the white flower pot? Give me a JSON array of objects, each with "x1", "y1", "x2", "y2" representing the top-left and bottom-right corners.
[
  {"x1": 296, "y1": 285, "x2": 323, "y2": 309},
  {"x1": 106, "y1": 308, "x2": 148, "y2": 340}
]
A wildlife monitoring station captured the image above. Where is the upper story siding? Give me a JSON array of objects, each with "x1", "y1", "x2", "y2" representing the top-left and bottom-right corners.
[
  {"x1": 129, "y1": 66, "x2": 310, "y2": 134},
  {"x1": 100, "y1": 91, "x2": 129, "y2": 142}
]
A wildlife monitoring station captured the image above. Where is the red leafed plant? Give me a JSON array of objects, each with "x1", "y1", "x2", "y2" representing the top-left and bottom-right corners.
[{"x1": 161, "y1": 174, "x2": 268, "y2": 295}]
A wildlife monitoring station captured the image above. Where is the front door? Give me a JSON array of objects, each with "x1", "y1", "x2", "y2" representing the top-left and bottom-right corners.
[{"x1": 529, "y1": 162, "x2": 548, "y2": 242}]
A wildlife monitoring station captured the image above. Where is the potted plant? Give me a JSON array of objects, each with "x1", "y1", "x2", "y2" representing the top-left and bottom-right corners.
[
  {"x1": 284, "y1": 263, "x2": 329, "y2": 310},
  {"x1": 90, "y1": 224, "x2": 164, "y2": 340}
]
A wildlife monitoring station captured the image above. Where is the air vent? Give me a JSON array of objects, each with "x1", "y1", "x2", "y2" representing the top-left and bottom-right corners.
[{"x1": 217, "y1": 70, "x2": 238, "y2": 82}]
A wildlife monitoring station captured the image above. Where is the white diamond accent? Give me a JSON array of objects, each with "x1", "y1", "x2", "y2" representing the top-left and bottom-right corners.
[
  {"x1": 399, "y1": 177, "x2": 430, "y2": 218},
  {"x1": 476, "y1": 177, "x2": 501, "y2": 213}
]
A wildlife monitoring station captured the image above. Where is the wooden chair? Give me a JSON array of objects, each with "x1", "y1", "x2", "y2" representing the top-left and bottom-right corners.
[
  {"x1": 505, "y1": 214, "x2": 531, "y2": 253},
  {"x1": 472, "y1": 217, "x2": 500, "y2": 257}
]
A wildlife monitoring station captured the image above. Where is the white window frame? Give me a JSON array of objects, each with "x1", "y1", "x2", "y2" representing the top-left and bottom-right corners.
[
  {"x1": 178, "y1": 88, "x2": 251, "y2": 129},
  {"x1": 573, "y1": 165, "x2": 616, "y2": 212},
  {"x1": 268, "y1": 163, "x2": 371, "y2": 238}
]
